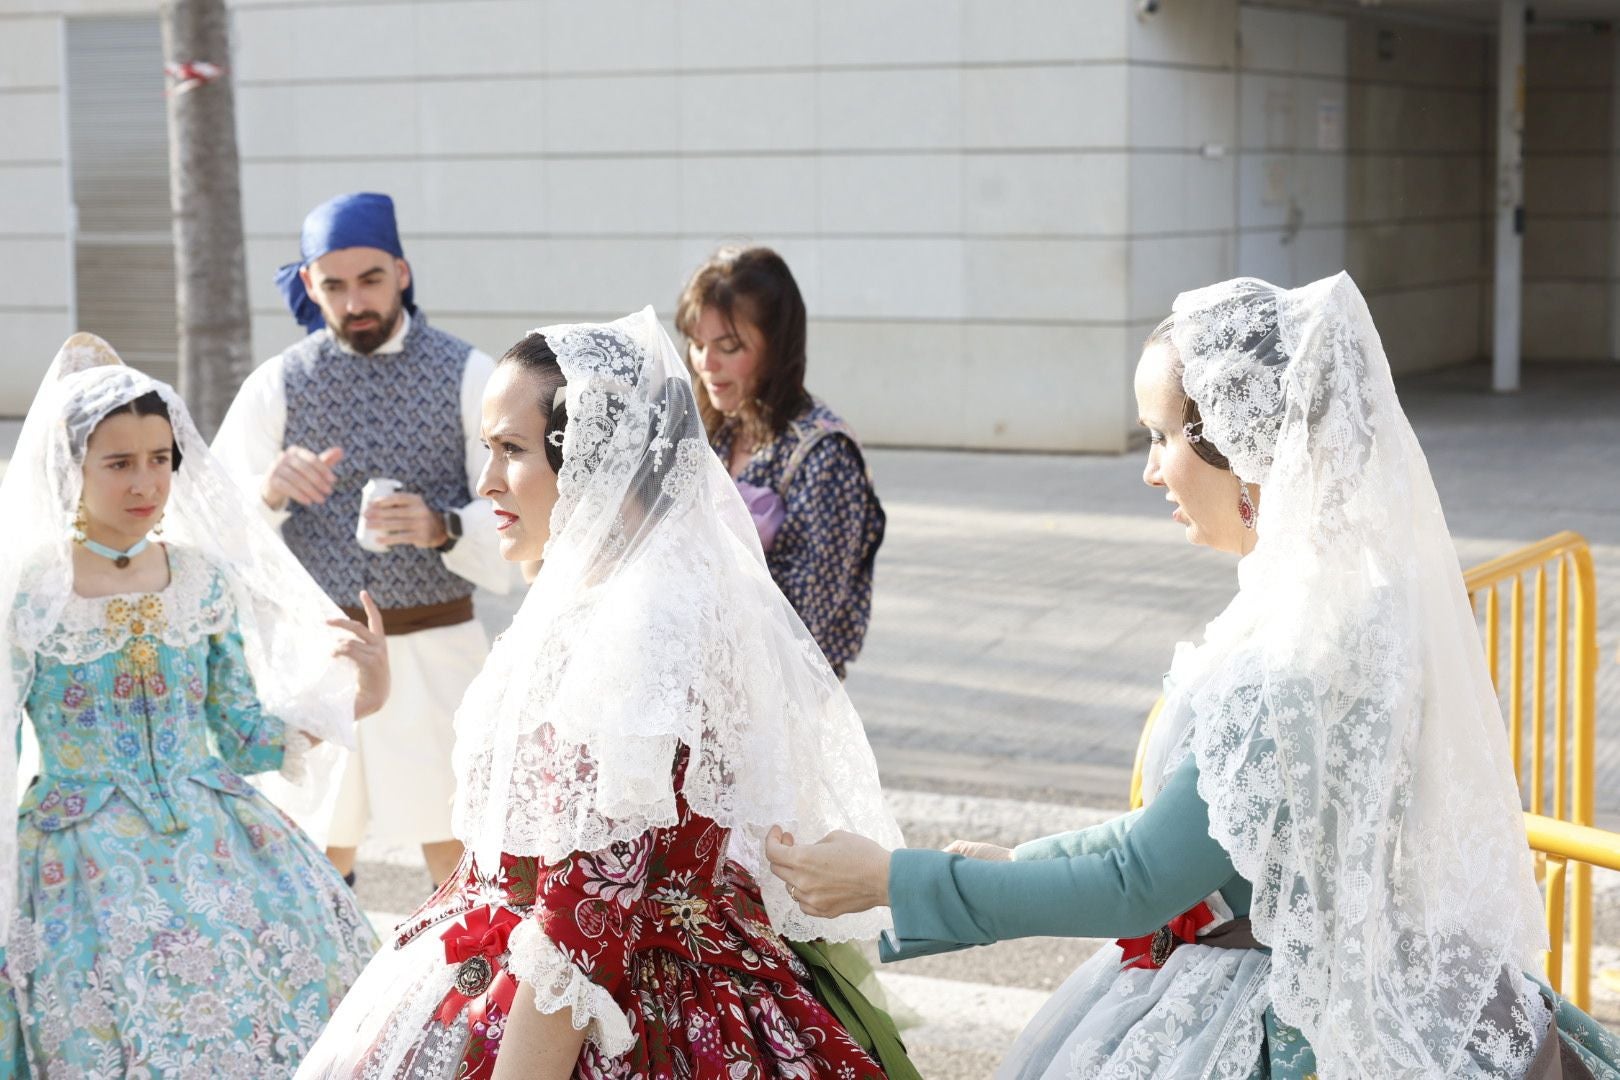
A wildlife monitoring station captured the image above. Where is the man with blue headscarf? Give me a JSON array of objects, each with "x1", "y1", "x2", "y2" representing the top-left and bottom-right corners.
[{"x1": 213, "y1": 192, "x2": 514, "y2": 887}]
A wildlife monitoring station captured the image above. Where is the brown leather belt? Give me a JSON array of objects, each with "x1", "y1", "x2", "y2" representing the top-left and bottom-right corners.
[{"x1": 341, "y1": 595, "x2": 474, "y2": 636}]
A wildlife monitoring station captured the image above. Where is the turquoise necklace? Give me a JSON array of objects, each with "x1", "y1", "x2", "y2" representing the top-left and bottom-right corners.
[{"x1": 81, "y1": 536, "x2": 150, "y2": 569}]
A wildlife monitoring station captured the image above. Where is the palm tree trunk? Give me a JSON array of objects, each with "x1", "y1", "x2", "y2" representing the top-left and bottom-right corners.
[{"x1": 159, "y1": 0, "x2": 250, "y2": 438}]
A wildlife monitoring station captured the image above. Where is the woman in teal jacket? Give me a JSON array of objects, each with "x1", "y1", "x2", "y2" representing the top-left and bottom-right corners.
[{"x1": 769, "y1": 274, "x2": 1620, "y2": 1079}]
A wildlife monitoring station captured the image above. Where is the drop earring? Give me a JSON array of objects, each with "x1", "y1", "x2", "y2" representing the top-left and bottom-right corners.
[
  {"x1": 70, "y1": 501, "x2": 88, "y2": 545},
  {"x1": 152, "y1": 512, "x2": 164, "y2": 537},
  {"x1": 1237, "y1": 481, "x2": 1256, "y2": 530}
]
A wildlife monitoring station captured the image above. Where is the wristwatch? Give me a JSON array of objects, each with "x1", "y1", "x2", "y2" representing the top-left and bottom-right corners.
[{"x1": 436, "y1": 509, "x2": 463, "y2": 553}]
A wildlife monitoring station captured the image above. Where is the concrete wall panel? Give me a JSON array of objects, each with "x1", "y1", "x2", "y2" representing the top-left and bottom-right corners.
[
  {"x1": 818, "y1": 238, "x2": 964, "y2": 321},
  {"x1": 0, "y1": 90, "x2": 65, "y2": 161},
  {"x1": 0, "y1": 165, "x2": 70, "y2": 234},
  {"x1": 964, "y1": 153, "x2": 1127, "y2": 236},
  {"x1": 233, "y1": 3, "x2": 414, "y2": 83},
  {"x1": 679, "y1": 72, "x2": 818, "y2": 153},
  {"x1": 1129, "y1": 67, "x2": 1237, "y2": 151},
  {"x1": 965, "y1": 65, "x2": 1130, "y2": 150},
  {"x1": 0, "y1": 238, "x2": 71, "y2": 307},
  {"x1": 1127, "y1": 2, "x2": 1236, "y2": 70},
  {"x1": 415, "y1": 1, "x2": 549, "y2": 78},
  {"x1": 542, "y1": 0, "x2": 679, "y2": 73},
  {"x1": 237, "y1": 80, "x2": 423, "y2": 159},
  {"x1": 1127, "y1": 153, "x2": 1236, "y2": 236},
  {"x1": 964, "y1": 238, "x2": 1124, "y2": 323},
  {"x1": 1347, "y1": 21, "x2": 1486, "y2": 88},
  {"x1": 1524, "y1": 281, "x2": 1611, "y2": 360},
  {"x1": 1365, "y1": 283, "x2": 1483, "y2": 374},
  {"x1": 813, "y1": 319, "x2": 1131, "y2": 451},
  {"x1": 818, "y1": 68, "x2": 962, "y2": 151},
  {"x1": 549, "y1": 157, "x2": 680, "y2": 234},
  {"x1": 680, "y1": 155, "x2": 818, "y2": 236},
  {"x1": 1527, "y1": 32, "x2": 1613, "y2": 90},
  {"x1": 542, "y1": 77, "x2": 675, "y2": 155},
  {"x1": 0, "y1": 16, "x2": 62, "y2": 89},
  {"x1": 0, "y1": 309, "x2": 71, "y2": 414},
  {"x1": 1128, "y1": 234, "x2": 1233, "y2": 322},
  {"x1": 1526, "y1": 89, "x2": 1613, "y2": 155},
  {"x1": 819, "y1": 154, "x2": 964, "y2": 236},
  {"x1": 964, "y1": 0, "x2": 1124, "y2": 64},
  {"x1": 1524, "y1": 217, "x2": 1609, "y2": 281},
  {"x1": 815, "y1": 0, "x2": 963, "y2": 67},
  {"x1": 673, "y1": 0, "x2": 816, "y2": 70},
  {"x1": 1525, "y1": 154, "x2": 1611, "y2": 217}
]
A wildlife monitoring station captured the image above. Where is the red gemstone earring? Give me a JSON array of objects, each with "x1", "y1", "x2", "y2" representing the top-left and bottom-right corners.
[{"x1": 1237, "y1": 481, "x2": 1256, "y2": 530}]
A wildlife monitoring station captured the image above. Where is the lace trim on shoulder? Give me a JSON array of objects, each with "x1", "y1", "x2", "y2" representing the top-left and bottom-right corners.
[
  {"x1": 505, "y1": 918, "x2": 634, "y2": 1058},
  {"x1": 34, "y1": 546, "x2": 235, "y2": 664}
]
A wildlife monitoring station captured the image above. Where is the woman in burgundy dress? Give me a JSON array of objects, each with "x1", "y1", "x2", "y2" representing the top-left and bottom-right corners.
[{"x1": 299, "y1": 308, "x2": 904, "y2": 1080}]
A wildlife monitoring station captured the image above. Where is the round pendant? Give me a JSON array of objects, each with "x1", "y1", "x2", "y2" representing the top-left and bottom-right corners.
[
  {"x1": 1149, "y1": 926, "x2": 1175, "y2": 967},
  {"x1": 114, "y1": 556, "x2": 130, "y2": 569},
  {"x1": 454, "y1": 954, "x2": 494, "y2": 998}
]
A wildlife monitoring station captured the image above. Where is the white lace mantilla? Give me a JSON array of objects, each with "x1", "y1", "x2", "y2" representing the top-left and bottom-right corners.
[
  {"x1": 453, "y1": 308, "x2": 902, "y2": 947},
  {"x1": 1141, "y1": 274, "x2": 1549, "y2": 1078}
]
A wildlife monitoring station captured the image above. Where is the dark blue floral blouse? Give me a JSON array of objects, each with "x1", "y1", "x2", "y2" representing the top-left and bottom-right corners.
[{"x1": 713, "y1": 400, "x2": 885, "y2": 678}]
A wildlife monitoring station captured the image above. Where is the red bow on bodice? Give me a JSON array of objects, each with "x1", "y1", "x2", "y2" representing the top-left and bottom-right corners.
[
  {"x1": 435, "y1": 906, "x2": 522, "y2": 1028},
  {"x1": 443, "y1": 905, "x2": 521, "y2": 966},
  {"x1": 1116, "y1": 900, "x2": 1217, "y2": 971}
]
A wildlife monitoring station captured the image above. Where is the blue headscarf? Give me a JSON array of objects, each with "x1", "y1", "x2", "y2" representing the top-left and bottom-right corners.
[{"x1": 273, "y1": 192, "x2": 418, "y2": 334}]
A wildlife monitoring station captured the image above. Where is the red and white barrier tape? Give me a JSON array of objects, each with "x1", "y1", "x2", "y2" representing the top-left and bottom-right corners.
[{"x1": 164, "y1": 60, "x2": 226, "y2": 96}]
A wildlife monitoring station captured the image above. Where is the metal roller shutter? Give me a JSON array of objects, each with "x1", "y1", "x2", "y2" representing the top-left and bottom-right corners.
[{"x1": 64, "y1": 15, "x2": 178, "y2": 389}]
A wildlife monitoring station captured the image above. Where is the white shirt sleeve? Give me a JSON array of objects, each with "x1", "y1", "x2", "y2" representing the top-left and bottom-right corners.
[
  {"x1": 211, "y1": 356, "x2": 293, "y2": 531},
  {"x1": 441, "y1": 347, "x2": 519, "y2": 594}
]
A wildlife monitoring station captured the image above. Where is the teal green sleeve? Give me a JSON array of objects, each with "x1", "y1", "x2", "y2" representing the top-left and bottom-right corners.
[
  {"x1": 1013, "y1": 808, "x2": 1144, "y2": 862},
  {"x1": 881, "y1": 757, "x2": 1238, "y2": 960},
  {"x1": 205, "y1": 625, "x2": 287, "y2": 776}
]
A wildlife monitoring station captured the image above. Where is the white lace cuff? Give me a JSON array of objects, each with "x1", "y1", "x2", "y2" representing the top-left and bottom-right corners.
[
  {"x1": 279, "y1": 729, "x2": 317, "y2": 784},
  {"x1": 505, "y1": 918, "x2": 634, "y2": 1057}
]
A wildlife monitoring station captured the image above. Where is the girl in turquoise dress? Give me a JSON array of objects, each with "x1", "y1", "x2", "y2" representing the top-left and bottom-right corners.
[
  {"x1": 0, "y1": 334, "x2": 389, "y2": 1077},
  {"x1": 768, "y1": 275, "x2": 1620, "y2": 1078}
]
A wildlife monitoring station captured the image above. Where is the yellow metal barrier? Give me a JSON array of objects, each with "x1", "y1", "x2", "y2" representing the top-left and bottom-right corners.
[
  {"x1": 1127, "y1": 696, "x2": 1164, "y2": 813},
  {"x1": 1126, "y1": 532, "x2": 1602, "y2": 1007},
  {"x1": 1463, "y1": 532, "x2": 1598, "y2": 825},
  {"x1": 1464, "y1": 532, "x2": 1598, "y2": 1009},
  {"x1": 1525, "y1": 814, "x2": 1620, "y2": 999}
]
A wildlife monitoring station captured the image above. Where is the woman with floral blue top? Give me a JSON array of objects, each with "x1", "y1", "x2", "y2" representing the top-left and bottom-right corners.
[
  {"x1": 677, "y1": 247, "x2": 885, "y2": 680},
  {"x1": 676, "y1": 252, "x2": 913, "y2": 1077},
  {"x1": 0, "y1": 334, "x2": 388, "y2": 1077}
]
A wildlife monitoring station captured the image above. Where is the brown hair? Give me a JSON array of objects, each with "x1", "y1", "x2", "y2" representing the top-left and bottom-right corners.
[
  {"x1": 498, "y1": 333, "x2": 568, "y2": 474},
  {"x1": 1144, "y1": 316, "x2": 1231, "y2": 471},
  {"x1": 84, "y1": 390, "x2": 183, "y2": 470},
  {"x1": 675, "y1": 246, "x2": 811, "y2": 446}
]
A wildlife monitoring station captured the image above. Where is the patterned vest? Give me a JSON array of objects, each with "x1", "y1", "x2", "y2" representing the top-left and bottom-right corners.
[{"x1": 280, "y1": 315, "x2": 474, "y2": 610}]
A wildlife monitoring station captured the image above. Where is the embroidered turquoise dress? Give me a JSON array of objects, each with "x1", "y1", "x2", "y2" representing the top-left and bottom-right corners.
[{"x1": 0, "y1": 546, "x2": 377, "y2": 1078}]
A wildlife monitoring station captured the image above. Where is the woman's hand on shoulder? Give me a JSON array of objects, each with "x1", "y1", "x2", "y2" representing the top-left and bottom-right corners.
[
  {"x1": 328, "y1": 590, "x2": 389, "y2": 719},
  {"x1": 943, "y1": 840, "x2": 1013, "y2": 861},
  {"x1": 765, "y1": 825, "x2": 891, "y2": 918}
]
